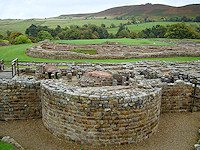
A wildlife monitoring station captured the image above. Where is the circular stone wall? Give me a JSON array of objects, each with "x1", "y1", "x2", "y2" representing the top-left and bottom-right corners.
[{"x1": 41, "y1": 80, "x2": 162, "y2": 146}]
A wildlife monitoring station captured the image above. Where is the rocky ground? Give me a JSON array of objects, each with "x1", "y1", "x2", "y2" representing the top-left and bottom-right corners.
[{"x1": 0, "y1": 112, "x2": 200, "y2": 150}]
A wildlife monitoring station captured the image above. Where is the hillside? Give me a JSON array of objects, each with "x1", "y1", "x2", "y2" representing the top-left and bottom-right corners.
[{"x1": 59, "y1": 3, "x2": 200, "y2": 18}]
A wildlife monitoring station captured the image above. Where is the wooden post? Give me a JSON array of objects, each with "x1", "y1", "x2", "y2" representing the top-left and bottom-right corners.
[{"x1": 191, "y1": 83, "x2": 197, "y2": 112}]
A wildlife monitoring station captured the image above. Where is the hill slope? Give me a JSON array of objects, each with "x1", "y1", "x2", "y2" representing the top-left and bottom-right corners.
[{"x1": 60, "y1": 3, "x2": 200, "y2": 18}]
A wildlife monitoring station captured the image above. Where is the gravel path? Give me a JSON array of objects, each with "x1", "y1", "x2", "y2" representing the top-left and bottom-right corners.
[{"x1": 0, "y1": 112, "x2": 200, "y2": 150}]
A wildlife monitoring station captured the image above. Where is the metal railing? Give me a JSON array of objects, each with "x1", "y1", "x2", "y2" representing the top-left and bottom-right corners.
[
  {"x1": 190, "y1": 82, "x2": 200, "y2": 112},
  {"x1": 0, "y1": 59, "x2": 4, "y2": 71},
  {"x1": 11, "y1": 58, "x2": 19, "y2": 78}
]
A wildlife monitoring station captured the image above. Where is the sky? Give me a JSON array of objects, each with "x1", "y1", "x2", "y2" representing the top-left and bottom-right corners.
[{"x1": 0, "y1": 0, "x2": 199, "y2": 19}]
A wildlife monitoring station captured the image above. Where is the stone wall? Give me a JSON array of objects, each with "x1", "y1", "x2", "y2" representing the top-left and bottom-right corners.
[
  {"x1": 41, "y1": 80, "x2": 162, "y2": 146},
  {"x1": 161, "y1": 80, "x2": 200, "y2": 113},
  {"x1": 0, "y1": 76, "x2": 41, "y2": 120},
  {"x1": 0, "y1": 60, "x2": 200, "y2": 146},
  {"x1": 26, "y1": 41, "x2": 200, "y2": 60}
]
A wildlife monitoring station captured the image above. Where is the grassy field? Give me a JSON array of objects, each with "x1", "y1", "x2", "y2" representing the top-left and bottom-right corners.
[
  {"x1": 0, "y1": 39, "x2": 200, "y2": 63},
  {"x1": 108, "y1": 22, "x2": 200, "y2": 34},
  {"x1": 0, "y1": 141, "x2": 14, "y2": 150},
  {"x1": 0, "y1": 19, "x2": 129, "y2": 36},
  {"x1": 1, "y1": 18, "x2": 200, "y2": 36},
  {"x1": 54, "y1": 38, "x2": 175, "y2": 46}
]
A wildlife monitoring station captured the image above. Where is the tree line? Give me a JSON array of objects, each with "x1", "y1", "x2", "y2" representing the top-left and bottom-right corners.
[{"x1": 0, "y1": 22, "x2": 199, "y2": 45}]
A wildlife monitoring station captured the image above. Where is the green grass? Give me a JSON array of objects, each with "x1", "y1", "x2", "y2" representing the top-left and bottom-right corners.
[
  {"x1": 1, "y1": 18, "x2": 199, "y2": 36},
  {"x1": 0, "y1": 19, "x2": 128, "y2": 36},
  {"x1": 0, "y1": 40, "x2": 200, "y2": 63},
  {"x1": 0, "y1": 19, "x2": 45, "y2": 36},
  {"x1": 0, "y1": 141, "x2": 14, "y2": 150},
  {"x1": 107, "y1": 22, "x2": 200, "y2": 34},
  {"x1": 70, "y1": 49, "x2": 97, "y2": 54},
  {"x1": 54, "y1": 38, "x2": 174, "y2": 46}
]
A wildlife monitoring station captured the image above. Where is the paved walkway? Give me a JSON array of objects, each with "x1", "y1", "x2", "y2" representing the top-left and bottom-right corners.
[{"x1": 0, "y1": 68, "x2": 12, "y2": 79}]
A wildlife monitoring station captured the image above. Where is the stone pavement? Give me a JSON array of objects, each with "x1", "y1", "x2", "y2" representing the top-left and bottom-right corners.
[{"x1": 0, "y1": 68, "x2": 12, "y2": 79}]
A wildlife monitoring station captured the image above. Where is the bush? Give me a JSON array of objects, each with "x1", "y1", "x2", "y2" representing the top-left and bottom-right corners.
[
  {"x1": 130, "y1": 31, "x2": 138, "y2": 39},
  {"x1": 9, "y1": 32, "x2": 23, "y2": 44},
  {"x1": 165, "y1": 23, "x2": 200, "y2": 39},
  {"x1": 0, "y1": 39, "x2": 9, "y2": 43},
  {"x1": 14, "y1": 35, "x2": 32, "y2": 44},
  {"x1": 36, "y1": 31, "x2": 53, "y2": 42}
]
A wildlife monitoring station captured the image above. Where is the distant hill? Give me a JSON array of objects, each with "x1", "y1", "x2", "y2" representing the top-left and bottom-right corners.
[{"x1": 59, "y1": 3, "x2": 200, "y2": 18}]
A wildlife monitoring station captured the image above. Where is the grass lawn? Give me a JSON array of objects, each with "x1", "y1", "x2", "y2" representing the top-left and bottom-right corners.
[
  {"x1": 0, "y1": 141, "x2": 14, "y2": 150},
  {"x1": 0, "y1": 39, "x2": 200, "y2": 63},
  {"x1": 54, "y1": 38, "x2": 174, "y2": 46}
]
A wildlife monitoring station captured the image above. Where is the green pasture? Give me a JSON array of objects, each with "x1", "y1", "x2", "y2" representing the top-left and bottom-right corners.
[
  {"x1": 0, "y1": 19, "x2": 129, "y2": 36},
  {"x1": 107, "y1": 22, "x2": 200, "y2": 34},
  {"x1": 1, "y1": 18, "x2": 200, "y2": 36},
  {"x1": 0, "y1": 39, "x2": 200, "y2": 63},
  {"x1": 40, "y1": 19, "x2": 129, "y2": 29},
  {"x1": 54, "y1": 38, "x2": 174, "y2": 46}
]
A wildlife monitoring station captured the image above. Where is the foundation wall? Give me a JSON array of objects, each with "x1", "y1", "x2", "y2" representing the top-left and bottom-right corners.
[
  {"x1": 0, "y1": 77, "x2": 41, "y2": 120},
  {"x1": 41, "y1": 81, "x2": 162, "y2": 146},
  {"x1": 26, "y1": 44, "x2": 200, "y2": 60},
  {"x1": 0, "y1": 75, "x2": 199, "y2": 146},
  {"x1": 161, "y1": 81, "x2": 200, "y2": 113}
]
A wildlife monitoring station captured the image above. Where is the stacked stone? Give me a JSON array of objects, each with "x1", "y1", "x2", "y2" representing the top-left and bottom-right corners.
[
  {"x1": 161, "y1": 80, "x2": 198, "y2": 113},
  {"x1": 26, "y1": 41, "x2": 200, "y2": 60},
  {"x1": 76, "y1": 71, "x2": 113, "y2": 87},
  {"x1": 0, "y1": 76, "x2": 41, "y2": 120},
  {"x1": 19, "y1": 67, "x2": 35, "y2": 75},
  {"x1": 41, "y1": 80, "x2": 162, "y2": 146}
]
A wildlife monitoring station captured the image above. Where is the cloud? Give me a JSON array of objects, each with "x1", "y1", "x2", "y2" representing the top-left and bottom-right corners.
[{"x1": 0, "y1": 0, "x2": 199, "y2": 19}]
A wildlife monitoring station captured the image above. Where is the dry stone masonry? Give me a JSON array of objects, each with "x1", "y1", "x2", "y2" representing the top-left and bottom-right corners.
[
  {"x1": 26, "y1": 40, "x2": 200, "y2": 59},
  {"x1": 0, "y1": 60, "x2": 200, "y2": 146}
]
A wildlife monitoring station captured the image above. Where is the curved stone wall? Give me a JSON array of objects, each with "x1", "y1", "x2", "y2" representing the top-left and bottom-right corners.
[
  {"x1": 41, "y1": 80, "x2": 162, "y2": 146},
  {"x1": 26, "y1": 41, "x2": 200, "y2": 60},
  {"x1": 0, "y1": 76, "x2": 41, "y2": 120}
]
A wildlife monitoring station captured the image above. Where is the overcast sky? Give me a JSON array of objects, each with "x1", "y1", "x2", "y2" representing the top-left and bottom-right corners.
[{"x1": 0, "y1": 0, "x2": 199, "y2": 19}]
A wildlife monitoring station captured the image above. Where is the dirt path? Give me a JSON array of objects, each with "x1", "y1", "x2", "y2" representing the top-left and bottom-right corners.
[{"x1": 0, "y1": 112, "x2": 200, "y2": 150}]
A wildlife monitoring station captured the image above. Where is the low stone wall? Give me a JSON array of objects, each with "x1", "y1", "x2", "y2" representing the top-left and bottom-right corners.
[
  {"x1": 0, "y1": 76, "x2": 41, "y2": 120},
  {"x1": 26, "y1": 41, "x2": 200, "y2": 60},
  {"x1": 161, "y1": 80, "x2": 200, "y2": 113},
  {"x1": 0, "y1": 60, "x2": 200, "y2": 146},
  {"x1": 41, "y1": 80, "x2": 162, "y2": 146}
]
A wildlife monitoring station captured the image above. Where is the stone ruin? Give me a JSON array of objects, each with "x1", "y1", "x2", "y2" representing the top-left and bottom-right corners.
[
  {"x1": 26, "y1": 40, "x2": 200, "y2": 59},
  {"x1": 0, "y1": 60, "x2": 200, "y2": 146}
]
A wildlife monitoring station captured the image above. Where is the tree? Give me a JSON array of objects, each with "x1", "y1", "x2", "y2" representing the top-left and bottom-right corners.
[
  {"x1": 131, "y1": 17, "x2": 136, "y2": 24},
  {"x1": 129, "y1": 31, "x2": 138, "y2": 39},
  {"x1": 195, "y1": 16, "x2": 200, "y2": 22},
  {"x1": 0, "y1": 34, "x2": 3, "y2": 39},
  {"x1": 157, "y1": 25, "x2": 167, "y2": 38},
  {"x1": 14, "y1": 35, "x2": 32, "y2": 44},
  {"x1": 101, "y1": 24, "x2": 106, "y2": 28},
  {"x1": 118, "y1": 30, "x2": 130, "y2": 38},
  {"x1": 6, "y1": 30, "x2": 11, "y2": 38},
  {"x1": 9, "y1": 32, "x2": 23, "y2": 44},
  {"x1": 25, "y1": 24, "x2": 38, "y2": 37},
  {"x1": 110, "y1": 23, "x2": 116, "y2": 28},
  {"x1": 116, "y1": 23, "x2": 125, "y2": 37},
  {"x1": 36, "y1": 31, "x2": 53, "y2": 42},
  {"x1": 165, "y1": 23, "x2": 200, "y2": 39}
]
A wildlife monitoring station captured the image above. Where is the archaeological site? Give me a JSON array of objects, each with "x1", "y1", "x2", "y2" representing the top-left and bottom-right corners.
[{"x1": 0, "y1": 40, "x2": 200, "y2": 147}]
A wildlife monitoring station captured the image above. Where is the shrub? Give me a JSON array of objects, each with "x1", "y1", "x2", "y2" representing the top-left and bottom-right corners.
[
  {"x1": 9, "y1": 32, "x2": 23, "y2": 44},
  {"x1": 14, "y1": 35, "x2": 32, "y2": 44},
  {"x1": 130, "y1": 31, "x2": 138, "y2": 39},
  {"x1": 36, "y1": 31, "x2": 53, "y2": 42},
  {"x1": 165, "y1": 23, "x2": 200, "y2": 39}
]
